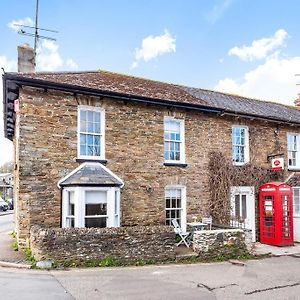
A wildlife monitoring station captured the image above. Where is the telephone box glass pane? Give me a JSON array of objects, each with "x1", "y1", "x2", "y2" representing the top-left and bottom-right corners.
[{"x1": 282, "y1": 195, "x2": 290, "y2": 238}]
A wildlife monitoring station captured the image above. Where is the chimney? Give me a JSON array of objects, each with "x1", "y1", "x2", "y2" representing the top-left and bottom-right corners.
[
  {"x1": 295, "y1": 93, "x2": 300, "y2": 107},
  {"x1": 17, "y1": 43, "x2": 35, "y2": 73}
]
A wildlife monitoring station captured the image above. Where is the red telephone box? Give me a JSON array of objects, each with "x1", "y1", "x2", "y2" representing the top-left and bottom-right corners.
[{"x1": 259, "y1": 182, "x2": 294, "y2": 246}]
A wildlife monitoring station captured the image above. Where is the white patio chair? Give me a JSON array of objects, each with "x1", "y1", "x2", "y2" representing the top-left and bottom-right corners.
[
  {"x1": 171, "y1": 219, "x2": 191, "y2": 248},
  {"x1": 202, "y1": 216, "x2": 212, "y2": 230}
]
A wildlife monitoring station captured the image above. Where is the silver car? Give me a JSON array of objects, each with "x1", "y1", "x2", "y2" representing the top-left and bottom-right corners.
[{"x1": 0, "y1": 199, "x2": 8, "y2": 211}]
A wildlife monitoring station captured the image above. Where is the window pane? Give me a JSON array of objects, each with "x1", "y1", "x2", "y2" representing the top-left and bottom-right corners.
[
  {"x1": 87, "y1": 122, "x2": 93, "y2": 133},
  {"x1": 80, "y1": 120, "x2": 86, "y2": 132},
  {"x1": 86, "y1": 203, "x2": 107, "y2": 216},
  {"x1": 80, "y1": 134, "x2": 86, "y2": 145},
  {"x1": 80, "y1": 145, "x2": 87, "y2": 156},
  {"x1": 95, "y1": 111, "x2": 101, "y2": 122},
  {"x1": 87, "y1": 111, "x2": 93, "y2": 122},
  {"x1": 94, "y1": 136, "x2": 100, "y2": 146},
  {"x1": 85, "y1": 217, "x2": 106, "y2": 228},
  {"x1": 94, "y1": 122, "x2": 101, "y2": 133},
  {"x1": 86, "y1": 191, "x2": 107, "y2": 204},
  {"x1": 80, "y1": 110, "x2": 86, "y2": 121}
]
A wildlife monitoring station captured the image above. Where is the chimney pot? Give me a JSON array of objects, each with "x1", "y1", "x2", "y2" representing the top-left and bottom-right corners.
[{"x1": 18, "y1": 43, "x2": 35, "y2": 73}]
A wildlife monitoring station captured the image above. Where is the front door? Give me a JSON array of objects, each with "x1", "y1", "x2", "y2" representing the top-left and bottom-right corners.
[
  {"x1": 292, "y1": 187, "x2": 300, "y2": 242},
  {"x1": 230, "y1": 186, "x2": 256, "y2": 242}
]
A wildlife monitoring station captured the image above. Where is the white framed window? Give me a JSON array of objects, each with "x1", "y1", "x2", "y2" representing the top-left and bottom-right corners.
[
  {"x1": 77, "y1": 106, "x2": 105, "y2": 160},
  {"x1": 164, "y1": 117, "x2": 185, "y2": 164},
  {"x1": 287, "y1": 133, "x2": 299, "y2": 169},
  {"x1": 165, "y1": 186, "x2": 186, "y2": 231},
  {"x1": 62, "y1": 187, "x2": 120, "y2": 228},
  {"x1": 293, "y1": 187, "x2": 300, "y2": 216},
  {"x1": 232, "y1": 126, "x2": 249, "y2": 165}
]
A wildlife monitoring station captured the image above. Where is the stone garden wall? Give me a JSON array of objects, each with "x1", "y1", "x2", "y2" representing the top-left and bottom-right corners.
[
  {"x1": 193, "y1": 229, "x2": 253, "y2": 259},
  {"x1": 30, "y1": 225, "x2": 175, "y2": 263}
]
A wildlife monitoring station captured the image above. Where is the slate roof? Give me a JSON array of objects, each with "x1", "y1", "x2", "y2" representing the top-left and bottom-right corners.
[
  {"x1": 9, "y1": 70, "x2": 208, "y2": 106},
  {"x1": 183, "y1": 87, "x2": 300, "y2": 124},
  {"x1": 58, "y1": 163, "x2": 123, "y2": 187},
  {"x1": 3, "y1": 70, "x2": 300, "y2": 142}
]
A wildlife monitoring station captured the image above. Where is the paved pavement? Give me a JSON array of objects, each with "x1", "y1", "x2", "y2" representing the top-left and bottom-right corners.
[
  {"x1": 1, "y1": 256, "x2": 300, "y2": 299},
  {"x1": 254, "y1": 241, "x2": 300, "y2": 256},
  {"x1": 0, "y1": 212, "x2": 27, "y2": 264}
]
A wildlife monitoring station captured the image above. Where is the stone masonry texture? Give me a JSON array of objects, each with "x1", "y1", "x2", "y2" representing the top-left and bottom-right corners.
[
  {"x1": 30, "y1": 225, "x2": 176, "y2": 263},
  {"x1": 192, "y1": 229, "x2": 252, "y2": 259},
  {"x1": 14, "y1": 86, "x2": 300, "y2": 247}
]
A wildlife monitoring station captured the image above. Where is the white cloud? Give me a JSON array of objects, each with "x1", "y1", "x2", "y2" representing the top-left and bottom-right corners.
[
  {"x1": 36, "y1": 40, "x2": 63, "y2": 71},
  {"x1": 66, "y1": 58, "x2": 78, "y2": 70},
  {"x1": 131, "y1": 29, "x2": 176, "y2": 68},
  {"x1": 228, "y1": 29, "x2": 288, "y2": 62},
  {"x1": 7, "y1": 17, "x2": 34, "y2": 33},
  {"x1": 204, "y1": 0, "x2": 234, "y2": 24},
  {"x1": 36, "y1": 40, "x2": 78, "y2": 71},
  {"x1": 214, "y1": 56, "x2": 300, "y2": 105}
]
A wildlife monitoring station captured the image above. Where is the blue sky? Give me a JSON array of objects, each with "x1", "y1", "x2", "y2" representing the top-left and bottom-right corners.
[{"x1": 1, "y1": 0, "x2": 300, "y2": 165}]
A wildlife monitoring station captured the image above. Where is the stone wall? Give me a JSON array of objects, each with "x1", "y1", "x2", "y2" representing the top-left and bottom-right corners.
[
  {"x1": 193, "y1": 229, "x2": 253, "y2": 258},
  {"x1": 15, "y1": 86, "x2": 300, "y2": 246},
  {"x1": 30, "y1": 225, "x2": 176, "y2": 263}
]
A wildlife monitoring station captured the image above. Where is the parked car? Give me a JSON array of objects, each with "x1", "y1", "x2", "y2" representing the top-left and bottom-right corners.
[
  {"x1": 0, "y1": 199, "x2": 8, "y2": 211},
  {"x1": 7, "y1": 199, "x2": 13, "y2": 210}
]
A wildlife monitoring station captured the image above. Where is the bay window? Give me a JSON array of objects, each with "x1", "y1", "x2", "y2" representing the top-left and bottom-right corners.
[{"x1": 62, "y1": 187, "x2": 120, "y2": 228}]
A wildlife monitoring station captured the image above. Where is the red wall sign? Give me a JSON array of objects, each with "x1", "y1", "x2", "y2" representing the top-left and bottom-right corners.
[{"x1": 271, "y1": 158, "x2": 284, "y2": 170}]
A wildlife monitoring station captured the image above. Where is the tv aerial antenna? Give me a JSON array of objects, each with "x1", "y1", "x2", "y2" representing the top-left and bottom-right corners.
[{"x1": 13, "y1": 0, "x2": 58, "y2": 57}]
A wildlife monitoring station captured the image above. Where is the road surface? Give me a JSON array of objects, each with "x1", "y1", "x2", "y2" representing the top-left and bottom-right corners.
[{"x1": 0, "y1": 255, "x2": 300, "y2": 299}]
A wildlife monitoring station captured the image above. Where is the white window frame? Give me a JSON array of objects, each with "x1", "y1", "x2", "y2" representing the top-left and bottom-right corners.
[
  {"x1": 287, "y1": 133, "x2": 300, "y2": 169},
  {"x1": 77, "y1": 105, "x2": 105, "y2": 160},
  {"x1": 293, "y1": 187, "x2": 300, "y2": 217},
  {"x1": 232, "y1": 125, "x2": 249, "y2": 166},
  {"x1": 164, "y1": 117, "x2": 185, "y2": 164},
  {"x1": 165, "y1": 185, "x2": 187, "y2": 231},
  {"x1": 62, "y1": 186, "x2": 120, "y2": 228}
]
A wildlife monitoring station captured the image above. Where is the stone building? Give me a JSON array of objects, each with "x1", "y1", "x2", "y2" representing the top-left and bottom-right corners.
[{"x1": 3, "y1": 45, "x2": 300, "y2": 248}]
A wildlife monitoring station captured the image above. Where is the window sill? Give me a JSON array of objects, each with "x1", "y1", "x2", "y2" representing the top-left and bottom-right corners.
[
  {"x1": 76, "y1": 158, "x2": 107, "y2": 165},
  {"x1": 233, "y1": 162, "x2": 249, "y2": 167},
  {"x1": 163, "y1": 162, "x2": 187, "y2": 168},
  {"x1": 288, "y1": 167, "x2": 300, "y2": 172}
]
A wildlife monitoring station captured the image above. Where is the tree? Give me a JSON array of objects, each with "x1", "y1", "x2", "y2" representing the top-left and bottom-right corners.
[{"x1": 0, "y1": 161, "x2": 14, "y2": 174}]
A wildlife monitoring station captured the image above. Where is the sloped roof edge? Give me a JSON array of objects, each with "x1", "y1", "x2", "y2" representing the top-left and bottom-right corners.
[{"x1": 57, "y1": 162, "x2": 124, "y2": 188}]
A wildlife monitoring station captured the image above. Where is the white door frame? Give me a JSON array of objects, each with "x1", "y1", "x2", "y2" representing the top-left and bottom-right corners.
[
  {"x1": 292, "y1": 187, "x2": 300, "y2": 242},
  {"x1": 230, "y1": 186, "x2": 256, "y2": 242}
]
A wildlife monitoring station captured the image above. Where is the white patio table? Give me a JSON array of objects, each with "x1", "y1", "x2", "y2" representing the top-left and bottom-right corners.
[{"x1": 186, "y1": 222, "x2": 207, "y2": 231}]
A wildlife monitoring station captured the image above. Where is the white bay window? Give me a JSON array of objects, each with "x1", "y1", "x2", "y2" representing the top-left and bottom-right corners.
[
  {"x1": 59, "y1": 162, "x2": 123, "y2": 229},
  {"x1": 62, "y1": 187, "x2": 120, "y2": 228}
]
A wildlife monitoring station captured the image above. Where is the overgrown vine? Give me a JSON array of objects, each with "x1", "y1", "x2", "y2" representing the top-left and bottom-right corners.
[{"x1": 208, "y1": 151, "x2": 286, "y2": 224}]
